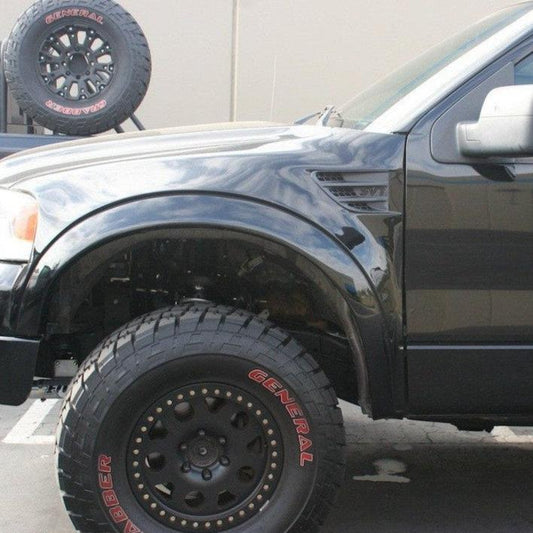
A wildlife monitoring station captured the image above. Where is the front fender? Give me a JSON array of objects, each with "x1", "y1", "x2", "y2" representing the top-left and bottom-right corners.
[{"x1": 15, "y1": 194, "x2": 396, "y2": 416}]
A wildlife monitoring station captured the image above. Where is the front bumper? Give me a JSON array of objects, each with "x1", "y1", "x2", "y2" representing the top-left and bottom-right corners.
[
  {"x1": 0, "y1": 336, "x2": 39, "y2": 405},
  {"x1": 0, "y1": 262, "x2": 39, "y2": 405}
]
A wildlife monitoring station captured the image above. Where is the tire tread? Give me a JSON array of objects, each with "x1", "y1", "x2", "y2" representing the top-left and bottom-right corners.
[{"x1": 58, "y1": 304, "x2": 346, "y2": 533}]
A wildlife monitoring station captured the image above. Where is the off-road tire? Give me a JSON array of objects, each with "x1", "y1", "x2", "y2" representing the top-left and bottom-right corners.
[
  {"x1": 4, "y1": 0, "x2": 151, "y2": 135},
  {"x1": 56, "y1": 305, "x2": 345, "y2": 533}
]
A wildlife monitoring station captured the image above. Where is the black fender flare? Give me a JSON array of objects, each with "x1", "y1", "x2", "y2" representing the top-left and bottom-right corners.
[{"x1": 16, "y1": 193, "x2": 395, "y2": 416}]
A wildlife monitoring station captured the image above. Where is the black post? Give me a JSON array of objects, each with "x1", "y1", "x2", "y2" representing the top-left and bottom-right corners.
[
  {"x1": 0, "y1": 41, "x2": 8, "y2": 134},
  {"x1": 130, "y1": 114, "x2": 145, "y2": 131}
]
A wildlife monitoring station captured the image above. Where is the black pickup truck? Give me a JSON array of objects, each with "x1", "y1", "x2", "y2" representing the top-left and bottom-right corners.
[{"x1": 2, "y1": 3, "x2": 533, "y2": 533}]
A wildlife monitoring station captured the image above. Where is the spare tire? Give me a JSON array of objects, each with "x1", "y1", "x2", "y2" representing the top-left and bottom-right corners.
[{"x1": 4, "y1": 0, "x2": 151, "y2": 135}]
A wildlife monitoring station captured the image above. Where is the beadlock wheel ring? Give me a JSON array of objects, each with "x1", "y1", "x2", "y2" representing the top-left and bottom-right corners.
[{"x1": 126, "y1": 383, "x2": 284, "y2": 532}]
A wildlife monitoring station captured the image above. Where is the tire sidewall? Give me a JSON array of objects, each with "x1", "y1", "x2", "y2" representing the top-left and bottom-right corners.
[
  {"x1": 91, "y1": 351, "x2": 321, "y2": 533},
  {"x1": 16, "y1": 6, "x2": 133, "y2": 125}
]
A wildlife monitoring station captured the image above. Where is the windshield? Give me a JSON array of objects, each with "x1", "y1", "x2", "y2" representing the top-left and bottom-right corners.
[{"x1": 335, "y1": 4, "x2": 533, "y2": 132}]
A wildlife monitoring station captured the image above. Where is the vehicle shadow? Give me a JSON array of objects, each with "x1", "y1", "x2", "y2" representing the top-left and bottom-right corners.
[{"x1": 323, "y1": 404, "x2": 533, "y2": 532}]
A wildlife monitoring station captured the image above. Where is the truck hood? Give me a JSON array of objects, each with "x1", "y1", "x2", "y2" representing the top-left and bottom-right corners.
[
  {"x1": 0, "y1": 122, "x2": 283, "y2": 187},
  {"x1": 0, "y1": 121, "x2": 405, "y2": 253}
]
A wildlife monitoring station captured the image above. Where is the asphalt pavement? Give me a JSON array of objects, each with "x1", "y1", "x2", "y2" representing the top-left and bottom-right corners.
[{"x1": 1, "y1": 399, "x2": 533, "y2": 532}]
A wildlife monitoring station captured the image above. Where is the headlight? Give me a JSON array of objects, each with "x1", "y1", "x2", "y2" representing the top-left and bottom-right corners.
[{"x1": 0, "y1": 189, "x2": 38, "y2": 262}]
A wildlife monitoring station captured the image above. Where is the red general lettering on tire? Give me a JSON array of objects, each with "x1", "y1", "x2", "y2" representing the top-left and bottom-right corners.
[
  {"x1": 275, "y1": 388, "x2": 294, "y2": 405},
  {"x1": 263, "y1": 377, "x2": 282, "y2": 392},
  {"x1": 293, "y1": 418, "x2": 310, "y2": 435},
  {"x1": 45, "y1": 9, "x2": 104, "y2": 25},
  {"x1": 286, "y1": 402, "x2": 304, "y2": 418},
  {"x1": 299, "y1": 435, "x2": 312, "y2": 452},
  {"x1": 248, "y1": 368, "x2": 268, "y2": 383},
  {"x1": 97, "y1": 455, "x2": 143, "y2": 533},
  {"x1": 248, "y1": 368, "x2": 315, "y2": 467},
  {"x1": 299, "y1": 452, "x2": 314, "y2": 467}
]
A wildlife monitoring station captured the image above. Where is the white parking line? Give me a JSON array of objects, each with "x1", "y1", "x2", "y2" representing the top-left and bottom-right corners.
[{"x1": 2, "y1": 399, "x2": 58, "y2": 445}]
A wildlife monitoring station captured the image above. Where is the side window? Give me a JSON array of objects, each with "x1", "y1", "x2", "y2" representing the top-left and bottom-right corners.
[
  {"x1": 431, "y1": 51, "x2": 533, "y2": 164},
  {"x1": 515, "y1": 53, "x2": 533, "y2": 85},
  {"x1": 430, "y1": 63, "x2": 514, "y2": 163}
]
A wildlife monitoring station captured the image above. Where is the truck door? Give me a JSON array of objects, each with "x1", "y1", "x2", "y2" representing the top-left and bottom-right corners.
[{"x1": 405, "y1": 46, "x2": 533, "y2": 415}]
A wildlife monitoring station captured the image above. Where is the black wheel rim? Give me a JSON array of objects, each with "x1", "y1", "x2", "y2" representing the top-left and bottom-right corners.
[
  {"x1": 126, "y1": 383, "x2": 284, "y2": 532},
  {"x1": 39, "y1": 25, "x2": 115, "y2": 101}
]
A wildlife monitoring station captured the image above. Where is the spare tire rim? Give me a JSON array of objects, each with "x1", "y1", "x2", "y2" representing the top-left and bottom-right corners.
[
  {"x1": 126, "y1": 383, "x2": 284, "y2": 532},
  {"x1": 39, "y1": 25, "x2": 115, "y2": 101}
]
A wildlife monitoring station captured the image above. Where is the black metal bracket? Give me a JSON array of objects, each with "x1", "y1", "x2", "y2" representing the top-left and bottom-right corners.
[
  {"x1": 0, "y1": 40, "x2": 8, "y2": 134},
  {"x1": 114, "y1": 114, "x2": 145, "y2": 133}
]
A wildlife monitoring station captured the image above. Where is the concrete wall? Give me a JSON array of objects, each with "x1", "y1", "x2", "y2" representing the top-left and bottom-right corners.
[{"x1": 0, "y1": 0, "x2": 513, "y2": 129}]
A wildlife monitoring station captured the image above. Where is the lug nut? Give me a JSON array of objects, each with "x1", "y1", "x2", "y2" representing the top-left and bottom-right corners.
[
  {"x1": 198, "y1": 429, "x2": 206, "y2": 437},
  {"x1": 220, "y1": 456, "x2": 230, "y2": 466},
  {"x1": 182, "y1": 462, "x2": 191, "y2": 473},
  {"x1": 202, "y1": 469, "x2": 212, "y2": 481},
  {"x1": 180, "y1": 443, "x2": 188, "y2": 452},
  {"x1": 219, "y1": 437, "x2": 226, "y2": 445}
]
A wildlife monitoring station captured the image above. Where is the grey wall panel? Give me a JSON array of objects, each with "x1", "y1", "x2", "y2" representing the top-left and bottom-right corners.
[
  {"x1": 235, "y1": 0, "x2": 512, "y2": 122},
  {"x1": 122, "y1": 0, "x2": 234, "y2": 128}
]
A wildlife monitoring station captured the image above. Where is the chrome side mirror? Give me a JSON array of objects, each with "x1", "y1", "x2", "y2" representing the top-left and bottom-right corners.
[{"x1": 457, "y1": 85, "x2": 533, "y2": 157}]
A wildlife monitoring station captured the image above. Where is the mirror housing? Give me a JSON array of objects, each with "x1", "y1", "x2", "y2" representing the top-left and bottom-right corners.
[{"x1": 457, "y1": 84, "x2": 533, "y2": 157}]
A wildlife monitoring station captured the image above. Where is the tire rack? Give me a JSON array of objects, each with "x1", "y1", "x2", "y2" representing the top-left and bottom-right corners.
[{"x1": 0, "y1": 39, "x2": 145, "y2": 135}]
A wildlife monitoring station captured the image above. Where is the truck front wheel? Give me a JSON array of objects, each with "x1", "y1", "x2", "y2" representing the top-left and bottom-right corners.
[{"x1": 57, "y1": 305, "x2": 345, "y2": 533}]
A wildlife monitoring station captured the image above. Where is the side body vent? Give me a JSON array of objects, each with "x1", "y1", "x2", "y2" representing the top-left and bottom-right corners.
[{"x1": 314, "y1": 171, "x2": 389, "y2": 212}]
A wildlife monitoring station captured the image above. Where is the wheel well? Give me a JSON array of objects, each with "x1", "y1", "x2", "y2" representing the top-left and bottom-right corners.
[{"x1": 40, "y1": 229, "x2": 359, "y2": 403}]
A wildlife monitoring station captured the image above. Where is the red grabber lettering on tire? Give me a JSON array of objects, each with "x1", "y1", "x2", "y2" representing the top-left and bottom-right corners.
[
  {"x1": 248, "y1": 369, "x2": 314, "y2": 466},
  {"x1": 97, "y1": 455, "x2": 143, "y2": 533},
  {"x1": 45, "y1": 99, "x2": 107, "y2": 116}
]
